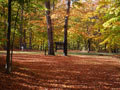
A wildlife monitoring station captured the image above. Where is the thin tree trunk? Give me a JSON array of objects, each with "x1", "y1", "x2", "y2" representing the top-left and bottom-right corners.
[
  {"x1": 29, "y1": 29, "x2": 32, "y2": 49},
  {"x1": 77, "y1": 40, "x2": 80, "y2": 50},
  {"x1": 88, "y1": 39, "x2": 91, "y2": 53},
  {"x1": 64, "y1": 0, "x2": 71, "y2": 56},
  {"x1": 19, "y1": 3, "x2": 24, "y2": 49},
  {"x1": 41, "y1": 41, "x2": 43, "y2": 51},
  {"x1": 6, "y1": 0, "x2": 12, "y2": 74},
  {"x1": 43, "y1": 40, "x2": 45, "y2": 50},
  {"x1": 45, "y1": 0, "x2": 54, "y2": 55}
]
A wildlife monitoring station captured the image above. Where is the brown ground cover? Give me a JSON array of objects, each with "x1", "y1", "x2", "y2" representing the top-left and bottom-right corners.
[{"x1": 0, "y1": 54, "x2": 120, "y2": 90}]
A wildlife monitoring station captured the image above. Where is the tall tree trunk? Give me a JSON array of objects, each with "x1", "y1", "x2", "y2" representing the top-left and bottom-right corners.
[
  {"x1": 45, "y1": 0, "x2": 54, "y2": 55},
  {"x1": 29, "y1": 29, "x2": 32, "y2": 49},
  {"x1": 6, "y1": 0, "x2": 12, "y2": 74},
  {"x1": 64, "y1": 0, "x2": 71, "y2": 56},
  {"x1": 19, "y1": 3, "x2": 24, "y2": 49},
  {"x1": 88, "y1": 39, "x2": 91, "y2": 53},
  {"x1": 43, "y1": 40, "x2": 45, "y2": 50},
  {"x1": 77, "y1": 40, "x2": 80, "y2": 50}
]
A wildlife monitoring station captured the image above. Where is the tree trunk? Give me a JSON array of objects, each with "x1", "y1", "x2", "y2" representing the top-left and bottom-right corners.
[
  {"x1": 19, "y1": 3, "x2": 24, "y2": 49},
  {"x1": 6, "y1": 0, "x2": 12, "y2": 74},
  {"x1": 104, "y1": 43, "x2": 107, "y2": 52},
  {"x1": 77, "y1": 40, "x2": 80, "y2": 50},
  {"x1": 29, "y1": 29, "x2": 32, "y2": 49},
  {"x1": 43, "y1": 40, "x2": 45, "y2": 50},
  {"x1": 88, "y1": 39, "x2": 91, "y2": 53},
  {"x1": 64, "y1": 0, "x2": 71, "y2": 56},
  {"x1": 45, "y1": 0, "x2": 54, "y2": 55}
]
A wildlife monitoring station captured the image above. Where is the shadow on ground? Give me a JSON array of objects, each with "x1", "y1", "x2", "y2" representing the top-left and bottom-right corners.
[{"x1": 0, "y1": 54, "x2": 120, "y2": 90}]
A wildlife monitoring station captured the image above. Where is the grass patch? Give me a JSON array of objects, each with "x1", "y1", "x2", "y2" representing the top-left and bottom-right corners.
[
  {"x1": 0, "y1": 50, "x2": 119, "y2": 56},
  {"x1": 56, "y1": 51, "x2": 119, "y2": 56},
  {"x1": 0, "y1": 51, "x2": 42, "y2": 55}
]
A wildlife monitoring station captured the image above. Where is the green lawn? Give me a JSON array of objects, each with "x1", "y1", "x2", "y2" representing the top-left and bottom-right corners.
[{"x1": 0, "y1": 50, "x2": 119, "y2": 56}]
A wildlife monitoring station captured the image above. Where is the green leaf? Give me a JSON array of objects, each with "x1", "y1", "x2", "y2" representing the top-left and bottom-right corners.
[{"x1": 115, "y1": 7, "x2": 120, "y2": 16}]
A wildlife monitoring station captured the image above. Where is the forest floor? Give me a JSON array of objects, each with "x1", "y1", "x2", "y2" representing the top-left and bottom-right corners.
[{"x1": 0, "y1": 51, "x2": 120, "y2": 90}]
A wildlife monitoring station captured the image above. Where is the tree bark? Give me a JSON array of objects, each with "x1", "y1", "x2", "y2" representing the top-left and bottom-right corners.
[
  {"x1": 64, "y1": 0, "x2": 71, "y2": 56},
  {"x1": 88, "y1": 39, "x2": 91, "y2": 53},
  {"x1": 77, "y1": 40, "x2": 80, "y2": 50},
  {"x1": 6, "y1": 0, "x2": 12, "y2": 74},
  {"x1": 43, "y1": 40, "x2": 45, "y2": 50},
  {"x1": 45, "y1": 0, "x2": 55, "y2": 55},
  {"x1": 19, "y1": 3, "x2": 24, "y2": 49},
  {"x1": 29, "y1": 29, "x2": 32, "y2": 49}
]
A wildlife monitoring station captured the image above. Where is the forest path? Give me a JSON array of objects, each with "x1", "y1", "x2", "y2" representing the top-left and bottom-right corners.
[{"x1": 0, "y1": 54, "x2": 120, "y2": 90}]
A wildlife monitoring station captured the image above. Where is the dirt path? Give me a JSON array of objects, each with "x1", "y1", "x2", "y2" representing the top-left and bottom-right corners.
[{"x1": 0, "y1": 54, "x2": 120, "y2": 90}]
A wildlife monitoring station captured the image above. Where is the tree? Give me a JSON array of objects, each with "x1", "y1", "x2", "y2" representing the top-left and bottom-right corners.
[
  {"x1": 100, "y1": 0, "x2": 120, "y2": 52},
  {"x1": 6, "y1": 0, "x2": 12, "y2": 74},
  {"x1": 45, "y1": 0, "x2": 55, "y2": 55},
  {"x1": 19, "y1": 1, "x2": 24, "y2": 49},
  {"x1": 64, "y1": 0, "x2": 71, "y2": 56}
]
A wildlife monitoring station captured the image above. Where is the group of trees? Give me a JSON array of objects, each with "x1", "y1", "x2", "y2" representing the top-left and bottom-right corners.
[
  {"x1": 0, "y1": 0, "x2": 71, "y2": 53},
  {"x1": 0, "y1": 0, "x2": 72, "y2": 73},
  {"x1": 0, "y1": 0, "x2": 120, "y2": 73},
  {"x1": 67, "y1": 0, "x2": 120, "y2": 53}
]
